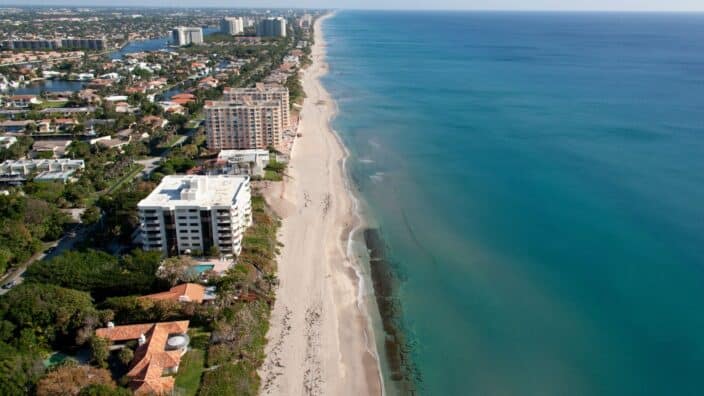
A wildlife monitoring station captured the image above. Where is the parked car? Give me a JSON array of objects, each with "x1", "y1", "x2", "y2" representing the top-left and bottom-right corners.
[{"x1": 2, "y1": 280, "x2": 17, "y2": 289}]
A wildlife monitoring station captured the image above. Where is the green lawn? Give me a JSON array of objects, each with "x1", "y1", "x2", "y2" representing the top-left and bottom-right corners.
[
  {"x1": 84, "y1": 163, "x2": 145, "y2": 206},
  {"x1": 174, "y1": 349, "x2": 205, "y2": 396},
  {"x1": 186, "y1": 119, "x2": 203, "y2": 129},
  {"x1": 32, "y1": 100, "x2": 68, "y2": 110},
  {"x1": 158, "y1": 134, "x2": 187, "y2": 149},
  {"x1": 104, "y1": 164, "x2": 145, "y2": 194},
  {"x1": 264, "y1": 169, "x2": 282, "y2": 181}
]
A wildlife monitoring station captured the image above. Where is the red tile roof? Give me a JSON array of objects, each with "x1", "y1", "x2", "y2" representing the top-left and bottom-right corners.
[
  {"x1": 95, "y1": 321, "x2": 190, "y2": 395},
  {"x1": 171, "y1": 93, "x2": 196, "y2": 100},
  {"x1": 139, "y1": 283, "x2": 205, "y2": 304}
]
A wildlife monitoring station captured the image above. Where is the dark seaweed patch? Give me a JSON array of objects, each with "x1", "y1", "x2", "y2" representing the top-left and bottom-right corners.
[{"x1": 364, "y1": 228, "x2": 421, "y2": 394}]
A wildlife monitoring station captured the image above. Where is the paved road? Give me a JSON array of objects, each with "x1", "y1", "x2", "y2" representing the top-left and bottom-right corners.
[
  {"x1": 0, "y1": 222, "x2": 96, "y2": 295},
  {"x1": 136, "y1": 157, "x2": 161, "y2": 178},
  {"x1": 1, "y1": 134, "x2": 191, "y2": 294}
]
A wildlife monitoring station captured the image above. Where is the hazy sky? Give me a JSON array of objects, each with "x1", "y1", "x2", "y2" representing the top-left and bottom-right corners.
[{"x1": 6, "y1": 0, "x2": 704, "y2": 11}]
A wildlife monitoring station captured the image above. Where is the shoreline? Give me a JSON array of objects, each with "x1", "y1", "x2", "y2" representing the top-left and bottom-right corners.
[{"x1": 260, "y1": 13, "x2": 384, "y2": 396}]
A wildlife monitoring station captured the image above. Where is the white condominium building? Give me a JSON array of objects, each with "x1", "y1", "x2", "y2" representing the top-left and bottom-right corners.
[
  {"x1": 223, "y1": 83, "x2": 290, "y2": 130},
  {"x1": 221, "y1": 17, "x2": 244, "y2": 35},
  {"x1": 204, "y1": 99, "x2": 283, "y2": 150},
  {"x1": 171, "y1": 27, "x2": 204, "y2": 46},
  {"x1": 138, "y1": 175, "x2": 252, "y2": 257},
  {"x1": 257, "y1": 17, "x2": 287, "y2": 37}
]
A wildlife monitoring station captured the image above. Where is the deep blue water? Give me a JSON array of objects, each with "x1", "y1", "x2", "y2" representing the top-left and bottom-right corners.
[
  {"x1": 322, "y1": 11, "x2": 704, "y2": 395},
  {"x1": 109, "y1": 26, "x2": 219, "y2": 59},
  {"x1": 13, "y1": 79, "x2": 85, "y2": 94}
]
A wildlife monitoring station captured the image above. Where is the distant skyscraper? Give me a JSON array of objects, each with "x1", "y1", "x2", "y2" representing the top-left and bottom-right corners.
[
  {"x1": 257, "y1": 17, "x2": 287, "y2": 38},
  {"x1": 221, "y1": 17, "x2": 244, "y2": 35},
  {"x1": 171, "y1": 27, "x2": 203, "y2": 46}
]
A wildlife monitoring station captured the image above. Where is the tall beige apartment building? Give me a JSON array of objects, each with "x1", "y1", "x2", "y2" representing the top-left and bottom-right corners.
[
  {"x1": 204, "y1": 99, "x2": 283, "y2": 150},
  {"x1": 223, "y1": 83, "x2": 290, "y2": 129}
]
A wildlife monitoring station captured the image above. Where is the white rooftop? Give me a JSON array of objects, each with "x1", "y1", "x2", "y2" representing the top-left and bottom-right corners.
[
  {"x1": 218, "y1": 149, "x2": 270, "y2": 160},
  {"x1": 138, "y1": 175, "x2": 249, "y2": 209}
]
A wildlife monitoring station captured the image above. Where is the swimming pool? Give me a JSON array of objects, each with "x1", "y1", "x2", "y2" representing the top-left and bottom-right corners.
[{"x1": 190, "y1": 264, "x2": 215, "y2": 274}]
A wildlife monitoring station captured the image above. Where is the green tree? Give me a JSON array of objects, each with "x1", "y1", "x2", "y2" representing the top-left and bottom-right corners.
[
  {"x1": 0, "y1": 283, "x2": 100, "y2": 349},
  {"x1": 81, "y1": 206, "x2": 101, "y2": 225},
  {"x1": 78, "y1": 384, "x2": 131, "y2": 396},
  {"x1": 156, "y1": 256, "x2": 198, "y2": 287},
  {"x1": 24, "y1": 250, "x2": 159, "y2": 300},
  {"x1": 117, "y1": 347, "x2": 134, "y2": 366},
  {"x1": 89, "y1": 336, "x2": 109, "y2": 369},
  {"x1": 0, "y1": 341, "x2": 44, "y2": 396}
]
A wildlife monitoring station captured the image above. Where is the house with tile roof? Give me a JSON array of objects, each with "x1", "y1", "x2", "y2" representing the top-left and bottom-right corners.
[
  {"x1": 95, "y1": 320, "x2": 190, "y2": 395},
  {"x1": 139, "y1": 283, "x2": 215, "y2": 304}
]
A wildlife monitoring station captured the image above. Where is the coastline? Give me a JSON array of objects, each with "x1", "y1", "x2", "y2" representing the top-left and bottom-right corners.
[{"x1": 260, "y1": 13, "x2": 384, "y2": 396}]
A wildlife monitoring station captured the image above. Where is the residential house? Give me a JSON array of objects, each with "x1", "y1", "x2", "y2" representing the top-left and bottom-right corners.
[
  {"x1": 90, "y1": 134, "x2": 131, "y2": 152},
  {"x1": 87, "y1": 78, "x2": 114, "y2": 90},
  {"x1": 31, "y1": 139, "x2": 71, "y2": 158},
  {"x1": 95, "y1": 321, "x2": 190, "y2": 395},
  {"x1": 114, "y1": 102, "x2": 131, "y2": 113},
  {"x1": 0, "y1": 120, "x2": 34, "y2": 133},
  {"x1": 0, "y1": 136, "x2": 17, "y2": 149},
  {"x1": 170, "y1": 93, "x2": 196, "y2": 106},
  {"x1": 142, "y1": 115, "x2": 167, "y2": 130},
  {"x1": 198, "y1": 76, "x2": 219, "y2": 89},
  {"x1": 6, "y1": 95, "x2": 41, "y2": 108},
  {"x1": 78, "y1": 89, "x2": 102, "y2": 104},
  {"x1": 139, "y1": 283, "x2": 216, "y2": 304}
]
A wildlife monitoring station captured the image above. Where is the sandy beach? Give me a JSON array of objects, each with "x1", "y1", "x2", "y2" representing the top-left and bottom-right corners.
[{"x1": 259, "y1": 13, "x2": 383, "y2": 396}]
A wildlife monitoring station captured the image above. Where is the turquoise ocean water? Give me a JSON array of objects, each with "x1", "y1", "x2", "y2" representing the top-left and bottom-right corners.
[{"x1": 322, "y1": 11, "x2": 704, "y2": 396}]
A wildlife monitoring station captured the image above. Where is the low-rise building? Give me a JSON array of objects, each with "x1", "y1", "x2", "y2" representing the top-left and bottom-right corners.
[
  {"x1": 31, "y1": 139, "x2": 71, "y2": 158},
  {"x1": 95, "y1": 321, "x2": 190, "y2": 395},
  {"x1": 198, "y1": 76, "x2": 219, "y2": 89},
  {"x1": 216, "y1": 149, "x2": 270, "y2": 177},
  {"x1": 139, "y1": 283, "x2": 216, "y2": 304},
  {"x1": 0, "y1": 120, "x2": 33, "y2": 133},
  {"x1": 142, "y1": 115, "x2": 167, "y2": 130},
  {"x1": 138, "y1": 175, "x2": 252, "y2": 257},
  {"x1": 5, "y1": 95, "x2": 41, "y2": 108},
  {"x1": 0, "y1": 136, "x2": 17, "y2": 149},
  {"x1": 0, "y1": 158, "x2": 84, "y2": 182}
]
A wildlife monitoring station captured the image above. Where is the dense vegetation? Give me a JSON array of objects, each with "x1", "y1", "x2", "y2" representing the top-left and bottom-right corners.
[
  {"x1": 197, "y1": 195, "x2": 281, "y2": 395},
  {"x1": 0, "y1": 136, "x2": 34, "y2": 161},
  {"x1": 0, "y1": 283, "x2": 109, "y2": 394},
  {"x1": 285, "y1": 73, "x2": 305, "y2": 105},
  {"x1": 24, "y1": 249, "x2": 164, "y2": 301},
  {"x1": 0, "y1": 191, "x2": 69, "y2": 274}
]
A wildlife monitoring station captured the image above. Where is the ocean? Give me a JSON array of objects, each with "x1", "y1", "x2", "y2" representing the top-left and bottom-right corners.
[{"x1": 321, "y1": 11, "x2": 704, "y2": 396}]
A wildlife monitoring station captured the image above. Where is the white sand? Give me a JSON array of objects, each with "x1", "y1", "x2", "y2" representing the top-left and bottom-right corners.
[{"x1": 259, "y1": 13, "x2": 384, "y2": 396}]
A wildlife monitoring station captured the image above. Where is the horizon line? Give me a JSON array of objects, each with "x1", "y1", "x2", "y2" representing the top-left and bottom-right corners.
[{"x1": 1, "y1": 5, "x2": 704, "y2": 13}]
